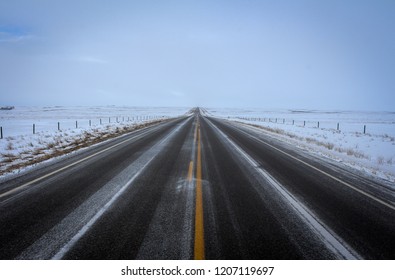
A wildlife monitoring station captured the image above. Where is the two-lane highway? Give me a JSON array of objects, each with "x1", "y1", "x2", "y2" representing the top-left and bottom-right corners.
[{"x1": 0, "y1": 108, "x2": 394, "y2": 259}]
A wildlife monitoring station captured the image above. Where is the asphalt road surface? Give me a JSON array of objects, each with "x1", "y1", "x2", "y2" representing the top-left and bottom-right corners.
[{"x1": 0, "y1": 109, "x2": 394, "y2": 260}]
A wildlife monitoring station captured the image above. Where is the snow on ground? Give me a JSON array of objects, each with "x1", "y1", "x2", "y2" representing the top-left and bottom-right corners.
[
  {"x1": 0, "y1": 106, "x2": 189, "y2": 137},
  {"x1": 1, "y1": 106, "x2": 394, "y2": 184},
  {"x1": 0, "y1": 106, "x2": 190, "y2": 177},
  {"x1": 206, "y1": 108, "x2": 395, "y2": 183}
]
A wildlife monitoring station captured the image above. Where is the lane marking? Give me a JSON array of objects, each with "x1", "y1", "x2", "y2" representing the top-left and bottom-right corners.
[
  {"x1": 187, "y1": 161, "x2": 194, "y2": 183},
  {"x1": 224, "y1": 120, "x2": 395, "y2": 211},
  {"x1": 51, "y1": 118, "x2": 189, "y2": 259},
  {"x1": 0, "y1": 119, "x2": 185, "y2": 200},
  {"x1": 194, "y1": 127, "x2": 205, "y2": 260},
  {"x1": 208, "y1": 119, "x2": 360, "y2": 259},
  {"x1": 193, "y1": 120, "x2": 198, "y2": 144}
]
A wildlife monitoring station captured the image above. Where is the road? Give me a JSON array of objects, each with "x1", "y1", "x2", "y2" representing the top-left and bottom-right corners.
[{"x1": 0, "y1": 108, "x2": 394, "y2": 260}]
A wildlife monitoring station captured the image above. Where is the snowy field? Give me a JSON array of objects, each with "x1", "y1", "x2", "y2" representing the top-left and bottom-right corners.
[
  {"x1": 0, "y1": 106, "x2": 190, "y2": 176},
  {"x1": 206, "y1": 108, "x2": 395, "y2": 183},
  {"x1": 1, "y1": 106, "x2": 394, "y2": 183},
  {"x1": 0, "y1": 106, "x2": 189, "y2": 137}
]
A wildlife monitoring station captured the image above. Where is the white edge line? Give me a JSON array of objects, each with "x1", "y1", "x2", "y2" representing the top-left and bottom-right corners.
[
  {"x1": 208, "y1": 119, "x2": 361, "y2": 260},
  {"x1": 226, "y1": 120, "x2": 395, "y2": 211}
]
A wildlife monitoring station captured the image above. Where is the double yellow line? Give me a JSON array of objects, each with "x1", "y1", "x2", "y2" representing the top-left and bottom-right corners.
[{"x1": 188, "y1": 119, "x2": 205, "y2": 260}]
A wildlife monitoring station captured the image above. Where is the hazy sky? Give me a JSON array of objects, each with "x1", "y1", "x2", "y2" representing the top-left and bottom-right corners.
[{"x1": 0, "y1": 0, "x2": 394, "y2": 110}]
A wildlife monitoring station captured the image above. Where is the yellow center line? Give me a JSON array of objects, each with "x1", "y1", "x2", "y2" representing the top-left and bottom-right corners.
[
  {"x1": 193, "y1": 121, "x2": 198, "y2": 144},
  {"x1": 194, "y1": 127, "x2": 205, "y2": 260},
  {"x1": 187, "y1": 161, "x2": 194, "y2": 183}
]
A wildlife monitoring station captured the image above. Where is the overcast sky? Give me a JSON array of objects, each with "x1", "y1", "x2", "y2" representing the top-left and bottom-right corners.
[{"x1": 0, "y1": 0, "x2": 394, "y2": 110}]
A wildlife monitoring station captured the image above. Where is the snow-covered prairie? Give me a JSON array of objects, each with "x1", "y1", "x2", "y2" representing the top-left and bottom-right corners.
[
  {"x1": 0, "y1": 106, "x2": 189, "y2": 176},
  {"x1": 206, "y1": 108, "x2": 395, "y2": 182},
  {"x1": 0, "y1": 106, "x2": 189, "y2": 137}
]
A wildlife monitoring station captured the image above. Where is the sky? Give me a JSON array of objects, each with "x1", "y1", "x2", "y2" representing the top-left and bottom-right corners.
[{"x1": 0, "y1": 0, "x2": 394, "y2": 110}]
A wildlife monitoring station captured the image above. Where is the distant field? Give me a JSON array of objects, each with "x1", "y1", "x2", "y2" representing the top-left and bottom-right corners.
[
  {"x1": 207, "y1": 108, "x2": 395, "y2": 182},
  {"x1": 0, "y1": 106, "x2": 189, "y2": 176},
  {"x1": 0, "y1": 106, "x2": 189, "y2": 137},
  {"x1": 208, "y1": 108, "x2": 395, "y2": 136}
]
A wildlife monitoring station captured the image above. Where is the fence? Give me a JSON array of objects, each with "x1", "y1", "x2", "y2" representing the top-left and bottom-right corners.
[
  {"x1": 234, "y1": 117, "x2": 391, "y2": 135},
  {"x1": 0, "y1": 115, "x2": 166, "y2": 139}
]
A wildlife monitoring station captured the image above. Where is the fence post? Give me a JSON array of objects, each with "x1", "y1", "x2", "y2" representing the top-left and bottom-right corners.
[
  {"x1": 292, "y1": 120, "x2": 294, "y2": 125},
  {"x1": 303, "y1": 121, "x2": 305, "y2": 127},
  {"x1": 337, "y1": 123, "x2": 339, "y2": 131},
  {"x1": 76, "y1": 121, "x2": 78, "y2": 129},
  {"x1": 364, "y1": 125, "x2": 366, "y2": 134},
  {"x1": 33, "y1": 124, "x2": 35, "y2": 134},
  {"x1": 0, "y1": 126, "x2": 2, "y2": 139},
  {"x1": 109, "y1": 117, "x2": 111, "y2": 123},
  {"x1": 89, "y1": 120, "x2": 91, "y2": 126},
  {"x1": 100, "y1": 118, "x2": 102, "y2": 125},
  {"x1": 283, "y1": 118, "x2": 285, "y2": 124},
  {"x1": 318, "y1": 121, "x2": 320, "y2": 128},
  {"x1": 58, "y1": 122, "x2": 60, "y2": 131}
]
